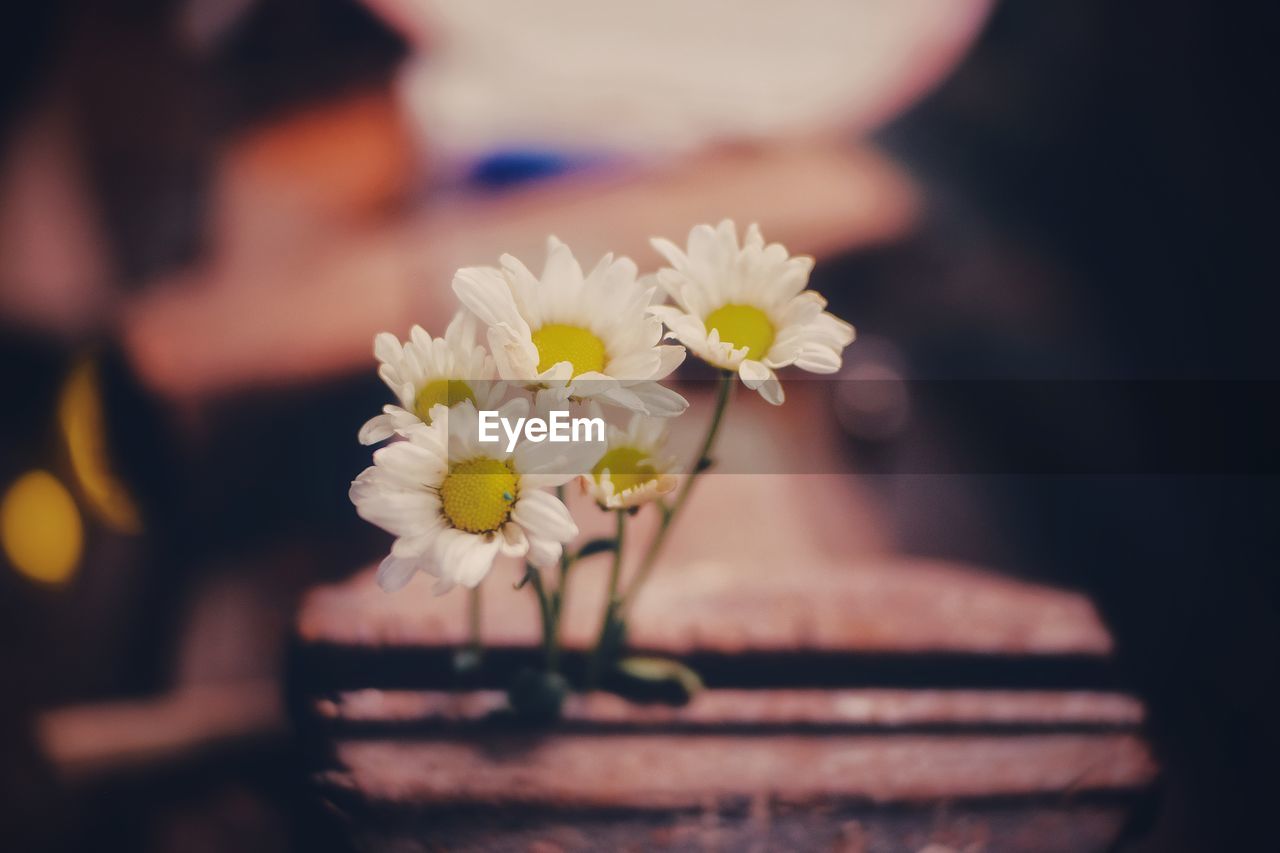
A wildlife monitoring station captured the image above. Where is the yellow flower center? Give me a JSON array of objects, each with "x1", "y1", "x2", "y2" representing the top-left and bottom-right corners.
[
  {"x1": 593, "y1": 446, "x2": 659, "y2": 494},
  {"x1": 439, "y1": 457, "x2": 518, "y2": 534},
  {"x1": 705, "y1": 303, "x2": 776, "y2": 361},
  {"x1": 414, "y1": 379, "x2": 477, "y2": 423},
  {"x1": 531, "y1": 324, "x2": 607, "y2": 376}
]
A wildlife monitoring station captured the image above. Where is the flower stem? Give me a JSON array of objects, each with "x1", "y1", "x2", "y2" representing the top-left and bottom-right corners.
[
  {"x1": 552, "y1": 485, "x2": 570, "y2": 625},
  {"x1": 586, "y1": 509, "x2": 627, "y2": 688},
  {"x1": 524, "y1": 564, "x2": 558, "y2": 673},
  {"x1": 618, "y1": 371, "x2": 734, "y2": 617},
  {"x1": 467, "y1": 585, "x2": 482, "y2": 658}
]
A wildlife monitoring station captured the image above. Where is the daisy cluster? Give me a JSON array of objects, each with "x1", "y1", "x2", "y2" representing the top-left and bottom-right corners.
[{"x1": 350, "y1": 220, "x2": 854, "y2": 596}]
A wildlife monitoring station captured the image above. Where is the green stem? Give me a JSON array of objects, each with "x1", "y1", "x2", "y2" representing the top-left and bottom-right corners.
[
  {"x1": 467, "y1": 585, "x2": 482, "y2": 659},
  {"x1": 525, "y1": 564, "x2": 558, "y2": 673},
  {"x1": 552, "y1": 485, "x2": 570, "y2": 623},
  {"x1": 528, "y1": 486, "x2": 581, "y2": 678},
  {"x1": 618, "y1": 371, "x2": 734, "y2": 617},
  {"x1": 586, "y1": 509, "x2": 627, "y2": 688}
]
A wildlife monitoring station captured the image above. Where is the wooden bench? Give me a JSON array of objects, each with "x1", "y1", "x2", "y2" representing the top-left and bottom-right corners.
[{"x1": 291, "y1": 544, "x2": 1155, "y2": 851}]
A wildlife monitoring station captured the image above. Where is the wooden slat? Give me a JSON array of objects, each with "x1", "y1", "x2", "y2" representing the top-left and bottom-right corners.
[
  {"x1": 345, "y1": 805, "x2": 1135, "y2": 853},
  {"x1": 320, "y1": 732, "x2": 1156, "y2": 810},
  {"x1": 314, "y1": 688, "x2": 1144, "y2": 730},
  {"x1": 298, "y1": 555, "x2": 1111, "y2": 658}
]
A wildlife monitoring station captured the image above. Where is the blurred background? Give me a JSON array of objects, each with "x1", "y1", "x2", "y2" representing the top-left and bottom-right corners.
[{"x1": 1, "y1": 0, "x2": 1276, "y2": 850}]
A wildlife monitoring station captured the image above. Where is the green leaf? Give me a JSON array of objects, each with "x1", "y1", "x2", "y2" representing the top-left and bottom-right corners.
[
  {"x1": 575, "y1": 537, "x2": 619, "y2": 560},
  {"x1": 609, "y1": 656, "x2": 703, "y2": 706}
]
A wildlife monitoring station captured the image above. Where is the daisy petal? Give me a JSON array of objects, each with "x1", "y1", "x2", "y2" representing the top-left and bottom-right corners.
[
  {"x1": 625, "y1": 381, "x2": 690, "y2": 417},
  {"x1": 499, "y1": 522, "x2": 530, "y2": 557},
  {"x1": 453, "y1": 266, "x2": 526, "y2": 333},
  {"x1": 794, "y1": 345, "x2": 843, "y2": 374},
  {"x1": 739, "y1": 360, "x2": 785, "y2": 405},
  {"x1": 373, "y1": 332, "x2": 402, "y2": 365},
  {"x1": 512, "y1": 489, "x2": 578, "y2": 543},
  {"x1": 358, "y1": 413, "x2": 396, "y2": 445},
  {"x1": 525, "y1": 534, "x2": 562, "y2": 569},
  {"x1": 376, "y1": 554, "x2": 419, "y2": 592}
]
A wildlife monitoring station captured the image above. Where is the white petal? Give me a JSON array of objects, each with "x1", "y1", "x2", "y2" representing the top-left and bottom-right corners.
[
  {"x1": 370, "y1": 441, "x2": 447, "y2": 490},
  {"x1": 603, "y1": 350, "x2": 660, "y2": 381},
  {"x1": 515, "y1": 435, "x2": 602, "y2": 482},
  {"x1": 443, "y1": 310, "x2": 481, "y2": 349},
  {"x1": 778, "y1": 291, "x2": 828, "y2": 326},
  {"x1": 651, "y1": 344, "x2": 687, "y2": 380},
  {"x1": 434, "y1": 528, "x2": 501, "y2": 589},
  {"x1": 596, "y1": 384, "x2": 648, "y2": 414},
  {"x1": 624, "y1": 381, "x2": 689, "y2": 417},
  {"x1": 739, "y1": 359, "x2": 770, "y2": 388},
  {"x1": 525, "y1": 533, "x2": 563, "y2": 569},
  {"x1": 739, "y1": 361, "x2": 784, "y2": 405},
  {"x1": 358, "y1": 413, "x2": 396, "y2": 445},
  {"x1": 351, "y1": 485, "x2": 441, "y2": 537},
  {"x1": 499, "y1": 522, "x2": 529, "y2": 557},
  {"x1": 373, "y1": 332, "x2": 402, "y2": 366},
  {"x1": 649, "y1": 236, "x2": 690, "y2": 272},
  {"x1": 376, "y1": 554, "x2": 419, "y2": 592},
  {"x1": 455, "y1": 536, "x2": 502, "y2": 589},
  {"x1": 794, "y1": 345, "x2": 843, "y2": 374},
  {"x1": 487, "y1": 324, "x2": 540, "y2": 382},
  {"x1": 452, "y1": 267, "x2": 526, "y2": 333},
  {"x1": 811, "y1": 311, "x2": 857, "y2": 348},
  {"x1": 359, "y1": 405, "x2": 423, "y2": 445},
  {"x1": 511, "y1": 489, "x2": 578, "y2": 543},
  {"x1": 648, "y1": 306, "x2": 709, "y2": 351}
]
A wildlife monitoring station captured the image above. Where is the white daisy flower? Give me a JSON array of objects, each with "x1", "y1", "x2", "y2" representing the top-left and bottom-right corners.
[
  {"x1": 649, "y1": 220, "x2": 856, "y2": 405},
  {"x1": 451, "y1": 237, "x2": 689, "y2": 417},
  {"x1": 359, "y1": 312, "x2": 506, "y2": 445},
  {"x1": 581, "y1": 405, "x2": 679, "y2": 510},
  {"x1": 350, "y1": 398, "x2": 594, "y2": 594}
]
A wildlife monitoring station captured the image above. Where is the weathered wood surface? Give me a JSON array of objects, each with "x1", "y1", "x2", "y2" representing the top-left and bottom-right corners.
[
  {"x1": 321, "y1": 731, "x2": 1154, "y2": 810},
  {"x1": 304, "y1": 688, "x2": 1155, "y2": 851},
  {"x1": 341, "y1": 805, "x2": 1141, "y2": 853},
  {"x1": 298, "y1": 555, "x2": 1111, "y2": 659},
  {"x1": 309, "y1": 687, "x2": 1153, "y2": 806}
]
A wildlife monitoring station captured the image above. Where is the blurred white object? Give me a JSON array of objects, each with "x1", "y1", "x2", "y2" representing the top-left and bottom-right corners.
[{"x1": 367, "y1": 0, "x2": 992, "y2": 166}]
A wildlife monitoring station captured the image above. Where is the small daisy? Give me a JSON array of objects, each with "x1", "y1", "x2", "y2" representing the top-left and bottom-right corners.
[
  {"x1": 452, "y1": 237, "x2": 688, "y2": 417},
  {"x1": 359, "y1": 312, "x2": 506, "y2": 445},
  {"x1": 581, "y1": 405, "x2": 680, "y2": 509},
  {"x1": 350, "y1": 398, "x2": 593, "y2": 594},
  {"x1": 649, "y1": 220, "x2": 855, "y2": 405}
]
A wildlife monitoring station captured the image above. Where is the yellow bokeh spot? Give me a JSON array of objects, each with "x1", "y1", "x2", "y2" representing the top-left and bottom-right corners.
[
  {"x1": 530, "y1": 324, "x2": 607, "y2": 376},
  {"x1": 593, "y1": 446, "x2": 659, "y2": 494},
  {"x1": 2, "y1": 470, "x2": 83, "y2": 585},
  {"x1": 705, "y1": 303, "x2": 776, "y2": 361},
  {"x1": 414, "y1": 379, "x2": 476, "y2": 423},
  {"x1": 59, "y1": 359, "x2": 142, "y2": 534},
  {"x1": 440, "y1": 457, "x2": 518, "y2": 534}
]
